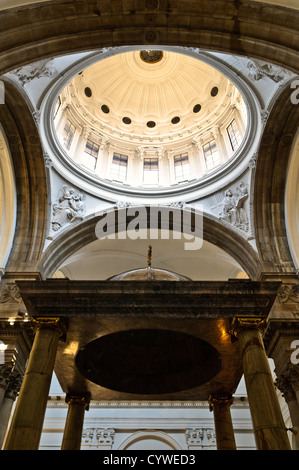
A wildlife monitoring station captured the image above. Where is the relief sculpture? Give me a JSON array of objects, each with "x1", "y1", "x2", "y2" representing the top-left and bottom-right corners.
[
  {"x1": 218, "y1": 182, "x2": 249, "y2": 232},
  {"x1": 52, "y1": 185, "x2": 85, "y2": 231}
]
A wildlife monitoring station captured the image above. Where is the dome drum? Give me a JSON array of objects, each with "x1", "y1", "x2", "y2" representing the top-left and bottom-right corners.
[{"x1": 41, "y1": 46, "x2": 259, "y2": 200}]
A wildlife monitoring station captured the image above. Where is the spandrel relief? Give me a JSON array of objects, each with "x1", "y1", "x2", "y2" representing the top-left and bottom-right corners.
[
  {"x1": 52, "y1": 185, "x2": 86, "y2": 232},
  {"x1": 246, "y1": 59, "x2": 286, "y2": 83},
  {"x1": 11, "y1": 59, "x2": 58, "y2": 86},
  {"x1": 217, "y1": 182, "x2": 249, "y2": 232}
]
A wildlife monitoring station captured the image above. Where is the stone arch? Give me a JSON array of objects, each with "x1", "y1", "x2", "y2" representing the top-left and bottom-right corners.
[
  {"x1": 254, "y1": 83, "x2": 299, "y2": 274},
  {"x1": 39, "y1": 207, "x2": 262, "y2": 280},
  {"x1": 0, "y1": 122, "x2": 17, "y2": 276},
  {"x1": 0, "y1": 1, "x2": 298, "y2": 76},
  {"x1": 118, "y1": 430, "x2": 183, "y2": 450},
  {"x1": 0, "y1": 80, "x2": 48, "y2": 274},
  {"x1": 285, "y1": 129, "x2": 299, "y2": 272}
]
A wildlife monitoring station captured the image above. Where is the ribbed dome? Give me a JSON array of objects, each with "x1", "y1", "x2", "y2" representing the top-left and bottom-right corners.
[
  {"x1": 65, "y1": 50, "x2": 243, "y2": 144},
  {"x1": 54, "y1": 49, "x2": 248, "y2": 193},
  {"x1": 107, "y1": 246, "x2": 191, "y2": 281},
  {"x1": 107, "y1": 266, "x2": 191, "y2": 281}
]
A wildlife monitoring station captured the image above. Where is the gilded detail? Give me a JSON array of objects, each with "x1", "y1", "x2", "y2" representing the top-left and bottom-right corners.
[
  {"x1": 31, "y1": 317, "x2": 67, "y2": 339},
  {"x1": 230, "y1": 316, "x2": 267, "y2": 339}
]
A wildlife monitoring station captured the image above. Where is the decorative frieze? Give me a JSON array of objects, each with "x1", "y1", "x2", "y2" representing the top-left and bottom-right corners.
[
  {"x1": 82, "y1": 428, "x2": 115, "y2": 448},
  {"x1": 185, "y1": 428, "x2": 216, "y2": 449}
]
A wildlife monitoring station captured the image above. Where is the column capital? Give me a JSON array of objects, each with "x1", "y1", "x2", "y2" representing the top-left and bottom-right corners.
[
  {"x1": 230, "y1": 316, "x2": 267, "y2": 340},
  {"x1": 208, "y1": 394, "x2": 234, "y2": 411},
  {"x1": 275, "y1": 372, "x2": 297, "y2": 403},
  {"x1": 282, "y1": 363, "x2": 299, "y2": 392},
  {"x1": 5, "y1": 370, "x2": 23, "y2": 400},
  {"x1": 30, "y1": 316, "x2": 67, "y2": 340},
  {"x1": 65, "y1": 392, "x2": 90, "y2": 411},
  {"x1": 0, "y1": 364, "x2": 13, "y2": 391}
]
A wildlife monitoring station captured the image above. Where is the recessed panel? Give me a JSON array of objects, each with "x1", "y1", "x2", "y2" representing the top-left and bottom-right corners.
[{"x1": 75, "y1": 329, "x2": 222, "y2": 394}]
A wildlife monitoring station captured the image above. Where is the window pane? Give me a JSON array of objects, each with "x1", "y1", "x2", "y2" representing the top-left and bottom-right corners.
[
  {"x1": 143, "y1": 158, "x2": 159, "y2": 184},
  {"x1": 226, "y1": 119, "x2": 242, "y2": 151},
  {"x1": 203, "y1": 140, "x2": 220, "y2": 171},
  {"x1": 62, "y1": 119, "x2": 76, "y2": 150},
  {"x1": 85, "y1": 139, "x2": 99, "y2": 158},
  {"x1": 111, "y1": 153, "x2": 128, "y2": 181},
  {"x1": 174, "y1": 153, "x2": 190, "y2": 180},
  {"x1": 82, "y1": 139, "x2": 99, "y2": 170}
]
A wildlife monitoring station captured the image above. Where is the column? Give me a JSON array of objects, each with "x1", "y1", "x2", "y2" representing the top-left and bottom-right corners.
[
  {"x1": 231, "y1": 317, "x2": 291, "y2": 450},
  {"x1": 287, "y1": 364, "x2": 299, "y2": 408},
  {"x1": 61, "y1": 392, "x2": 90, "y2": 450},
  {"x1": 275, "y1": 371, "x2": 299, "y2": 450},
  {"x1": 0, "y1": 369, "x2": 22, "y2": 449},
  {"x1": 4, "y1": 317, "x2": 66, "y2": 450},
  {"x1": 209, "y1": 394, "x2": 236, "y2": 450}
]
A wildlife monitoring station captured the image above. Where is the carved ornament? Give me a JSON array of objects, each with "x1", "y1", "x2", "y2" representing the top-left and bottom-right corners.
[{"x1": 52, "y1": 185, "x2": 85, "y2": 231}]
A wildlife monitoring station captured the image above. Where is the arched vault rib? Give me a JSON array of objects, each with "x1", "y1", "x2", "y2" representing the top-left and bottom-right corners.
[
  {"x1": 0, "y1": 1, "x2": 298, "y2": 75},
  {"x1": 0, "y1": 81, "x2": 47, "y2": 273},
  {"x1": 254, "y1": 85, "x2": 299, "y2": 274}
]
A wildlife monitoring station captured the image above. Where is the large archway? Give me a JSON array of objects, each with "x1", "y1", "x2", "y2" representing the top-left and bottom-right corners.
[
  {"x1": 39, "y1": 207, "x2": 262, "y2": 280},
  {"x1": 0, "y1": 0, "x2": 298, "y2": 76}
]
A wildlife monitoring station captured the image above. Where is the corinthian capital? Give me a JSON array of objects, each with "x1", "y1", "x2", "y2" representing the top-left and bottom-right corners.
[{"x1": 230, "y1": 316, "x2": 267, "y2": 340}]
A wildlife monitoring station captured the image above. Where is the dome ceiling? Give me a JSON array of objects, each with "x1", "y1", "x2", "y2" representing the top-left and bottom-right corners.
[
  {"x1": 49, "y1": 48, "x2": 254, "y2": 197},
  {"x1": 61, "y1": 50, "x2": 244, "y2": 145}
]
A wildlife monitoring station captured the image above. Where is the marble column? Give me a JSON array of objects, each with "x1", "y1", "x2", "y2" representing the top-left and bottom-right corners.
[
  {"x1": 209, "y1": 394, "x2": 236, "y2": 450},
  {"x1": 61, "y1": 393, "x2": 90, "y2": 450},
  {"x1": 0, "y1": 369, "x2": 22, "y2": 449},
  {"x1": 4, "y1": 317, "x2": 66, "y2": 450},
  {"x1": 231, "y1": 317, "x2": 291, "y2": 450}
]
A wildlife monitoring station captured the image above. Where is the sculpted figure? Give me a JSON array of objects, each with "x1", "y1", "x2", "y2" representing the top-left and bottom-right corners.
[
  {"x1": 52, "y1": 185, "x2": 85, "y2": 231},
  {"x1": 219, "y1": 183, "x2": 249, "y2": 232}
]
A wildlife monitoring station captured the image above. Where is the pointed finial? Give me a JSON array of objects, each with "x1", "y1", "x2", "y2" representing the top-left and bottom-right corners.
[{"x1": 147, "y1": 245, "x2": 152, "y2": 267}]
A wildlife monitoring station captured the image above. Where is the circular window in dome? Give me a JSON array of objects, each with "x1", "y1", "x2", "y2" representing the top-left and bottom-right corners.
[
  {"x1": 140, "y1": 50, "x2": 163, "y2": 64},
  {"x1": 171, "y1": 116, "x2": 180, "y2": 124},
  {"x1": 147, "y1": 121, "x2": 156, "y2": 128},
  {"x1": 122, "y1": 117, "x2": 132, "y2": 124},
  {"x1": 211, "y1": 86, "x2": 219, "y2": 97},
  {"x1": 193, "y1": 104, "x2": 201, "y2": 113},
  {"x1": 101, "y1": 104, "x2": 110, "y2": 114},
  {"x1": 84, "y1": 87, "x2": 92, "y2": 97}
]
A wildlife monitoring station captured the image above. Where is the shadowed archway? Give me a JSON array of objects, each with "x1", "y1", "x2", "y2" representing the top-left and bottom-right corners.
[{"x1": 39, "y1": 207, "x2": 262, "y2": 280}]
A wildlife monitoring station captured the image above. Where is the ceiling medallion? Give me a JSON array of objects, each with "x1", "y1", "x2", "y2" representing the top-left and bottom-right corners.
[{"x1": 140, "y1": 50, "x2": 163, "y2": 64}]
